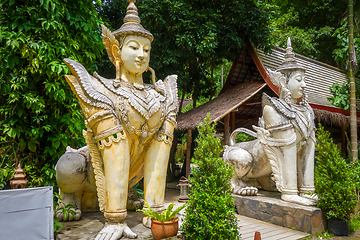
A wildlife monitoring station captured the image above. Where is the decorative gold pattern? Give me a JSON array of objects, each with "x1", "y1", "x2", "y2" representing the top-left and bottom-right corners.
[
  {"x1": 101, "y1": 24, "x2": 120, "y2": 67},
  {"x1": 86, "y1": 110, "x2": 113, "y2": 128},
  {"x1": 94, "y1": 125, "x2": 125, "y2": 143},
  {"x1": 156, "y1": 129, "x2": 174, "y2": 145},
  {"x1": 112, "y1": 0, "x2": 153, "y2": 42},
  {"x1": 83, "y1": 129, "x2": 105, "y2": 212},
  {"x1": 104, "y1": 210, "x2": 127, "y2": 222},
  {"x1": 97, "y1": 131, "x2": 126, "y2": 150}
]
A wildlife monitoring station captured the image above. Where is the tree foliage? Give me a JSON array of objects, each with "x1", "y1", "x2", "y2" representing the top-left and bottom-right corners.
[
  {"x1": 0, "y1": 0, "x2": 104, "y2": 187},
  {"x1": 265, "y1": 0, "x2": 347, "y2": 65},
  {"x1": 182, "y1": 113, "x2": 239, "y2": 239},
  {"x1": 327, "y1": 19, "x2": 360, "y2": 112}
]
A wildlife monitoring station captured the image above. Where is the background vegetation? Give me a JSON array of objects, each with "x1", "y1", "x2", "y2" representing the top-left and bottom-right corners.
[
  {"x1": 0, "y1": 0, "x2": 104, "y2": 188},
  {"x1": 0, "y1": 0, "x2": 358, "y2": 188}
]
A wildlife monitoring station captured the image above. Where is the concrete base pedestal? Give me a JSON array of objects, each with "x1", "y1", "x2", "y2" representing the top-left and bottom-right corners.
[{"x1": 234, "y1": 190, "x2": 326, "y2": 235}]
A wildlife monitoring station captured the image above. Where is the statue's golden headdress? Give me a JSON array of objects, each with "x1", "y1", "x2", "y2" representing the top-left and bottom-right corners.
[
  {"x1": 112, "y1": 0, "x2": 153, "y2": 42},
  {"x1": 276, "y1": 37, "x2": 305, "y2": 73}
]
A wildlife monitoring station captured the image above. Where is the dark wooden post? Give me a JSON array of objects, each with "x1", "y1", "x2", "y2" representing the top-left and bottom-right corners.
[
  {"x1": 231, "y1": 111, "x2": 236, "y2": 132},
  {"x1": 224, "y1": 114, "x2": 230, "y2": 145},
  {"x1": 341, "y1": 124, "x2": 347, "y2": 156},
  {"x1": 186, "y1": 128, "x2": 192, "y2": 178}
]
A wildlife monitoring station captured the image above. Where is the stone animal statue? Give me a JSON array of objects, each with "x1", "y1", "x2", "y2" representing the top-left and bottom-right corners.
[
  {"x1": 55, "y1": 146, "x2": 144, "y2": 221},
  {"x1": 55, "y1": 0, "x2": 178, "y2": 239},
  {"x1": 223, "y1": 38, "x2": 317, "y2": 206}
]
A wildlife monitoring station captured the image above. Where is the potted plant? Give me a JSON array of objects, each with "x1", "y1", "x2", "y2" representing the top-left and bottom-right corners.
[
  {"x1": 138, "y1": 201, "x2": 187, "y2": 240},
  {"x1": 315, "y1": 124, "x2": 358, "y2": 236}
]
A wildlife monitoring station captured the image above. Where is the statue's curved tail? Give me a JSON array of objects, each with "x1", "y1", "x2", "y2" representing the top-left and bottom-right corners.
[{"x1": 229, "y1": 128, "x2": 258, "y2": 146}]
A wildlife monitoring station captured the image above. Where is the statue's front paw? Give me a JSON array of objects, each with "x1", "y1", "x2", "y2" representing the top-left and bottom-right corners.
[
  {"x1": 281, "y1": 194, "x2": 316, "y2": 206},
  {"x1": 95, "y1": 223, "x2": 137, "y2": 240},
  {"x1": 55, "y1": 208, "x2": 82, "y2": 221},
  {"x1": 300, "y1": 192, "x2": 319, "y2": 201},
  {"x1": 142, "y1": 216, "x2": 151, "y2": 229},
  {"x1": 234, "y1": 186, "x2": 258, "y2": 196}
]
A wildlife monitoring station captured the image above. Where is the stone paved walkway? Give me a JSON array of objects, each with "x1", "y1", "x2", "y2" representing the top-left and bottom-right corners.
[{"x1": 57, "y1": 186, "x2": 310, "y2": 240}]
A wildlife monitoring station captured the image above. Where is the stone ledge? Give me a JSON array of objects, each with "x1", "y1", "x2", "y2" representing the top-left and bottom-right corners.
[{"x1": 234, "y1": 190, "x2": 326, "y2": 235}]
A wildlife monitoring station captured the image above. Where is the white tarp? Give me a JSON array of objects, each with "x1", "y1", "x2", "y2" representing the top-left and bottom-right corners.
[{"x1": 0, "y1": 186, "x2": 54, "y2": 240}]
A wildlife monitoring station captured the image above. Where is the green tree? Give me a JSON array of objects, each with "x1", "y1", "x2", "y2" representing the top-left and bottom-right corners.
[
  {"x1": 182, "y1": 113, "x2": 239, "y2": 239},
  {"x1": 0, "y1": 0, "x2": 104, "y2": 187},
  {"x1": 265, "y1": 0, "x2": 347, "y2": 65},
  {"x1": 98, "y1": 0, "x2": 273, "y2": 107}
]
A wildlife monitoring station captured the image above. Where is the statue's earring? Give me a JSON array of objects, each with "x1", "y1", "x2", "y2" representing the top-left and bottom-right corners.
[
  {"x1": 115, "y1": 60, "x2": 121, "y2": 80},
  {"x1": 113, "y1": 59, "x2": 122, "y2": 88},
  {"x1": 146, "y1": 66, "x2": 156, "y2": 85}
]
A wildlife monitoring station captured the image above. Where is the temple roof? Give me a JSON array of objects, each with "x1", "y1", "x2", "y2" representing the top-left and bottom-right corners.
[
  {"x1": 176, "y1": 43, "x2": 352, "y2": 130},
  {"x1": 176, "y1": 82, "x2": 266, "y2": 130}
]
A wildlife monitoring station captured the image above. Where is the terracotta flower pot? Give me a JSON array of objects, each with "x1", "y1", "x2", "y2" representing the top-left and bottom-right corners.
[{"x1": 151, "y1": 216, "x2": 179, "y2": 240}]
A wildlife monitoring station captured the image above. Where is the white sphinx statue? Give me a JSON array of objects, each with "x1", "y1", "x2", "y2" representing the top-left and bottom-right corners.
[
  {"x1": 223, "y1": 38, "x2": 317, "y2": 206},
  {"x1": 55, "y1": 0, "x2": 178, "y2": 239}
]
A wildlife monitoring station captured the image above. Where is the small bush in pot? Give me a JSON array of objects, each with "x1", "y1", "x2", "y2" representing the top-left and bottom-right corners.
[
  {"x1": 138, "y1": 201, "x2": 186, "y2": 240},
  {"x1": 314, "y1": 124, "x2": 357, "y2": 236}
]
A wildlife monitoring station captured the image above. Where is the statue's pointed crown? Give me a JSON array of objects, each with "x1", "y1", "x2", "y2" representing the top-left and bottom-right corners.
[
  {"x1": 276, "y1": 37, "x2": 305, "y2": 72},
  {"x1": 112, "y1": 0, "x2": 154, "y2": 42}
]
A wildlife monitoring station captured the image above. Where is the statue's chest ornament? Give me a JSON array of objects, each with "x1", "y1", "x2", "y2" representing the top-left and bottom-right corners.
[
  {"x1": 122, "y1": 86, "x2": 164, "y2": 120},
  {"x1": 95, "y1": 74, "x2": 168, "y2": 140},
  {"x1": 118, "y1": 93, "x2": 165, "y2": 140},
  {"x1": 264, "y1": 94, "x2": 314, "y2": 141}
]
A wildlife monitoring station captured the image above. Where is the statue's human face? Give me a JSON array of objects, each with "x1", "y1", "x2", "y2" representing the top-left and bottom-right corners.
[
  {"x1": 287, "y1": 70, "x2": 306, "y2": 99},
  {"x1": 120, "y1": 35, "x2": 151, "y2": 75}
]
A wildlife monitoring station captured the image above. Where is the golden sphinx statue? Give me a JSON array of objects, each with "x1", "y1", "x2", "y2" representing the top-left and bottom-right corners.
[{"x1": 55, "y1": 0, "x2": 178, "y2": 238}]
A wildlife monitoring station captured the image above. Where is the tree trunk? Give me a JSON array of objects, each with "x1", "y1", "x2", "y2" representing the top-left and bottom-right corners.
[
  {"x1": 224, "y1": 114, "x2": 230, "y2": 145},
  {"x1": 186, "y1": 129, "x2": 192, "y2": 178},
  {"x1": 348, "y1": 0, "x2": 358, "y2": 160},
  {"x1": 179, "y1": 88, "x2": 186, "y2": 114}
]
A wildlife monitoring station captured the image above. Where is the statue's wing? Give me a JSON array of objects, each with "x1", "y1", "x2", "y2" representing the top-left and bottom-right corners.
[
  {"x1": 266, "y1": 68, "x2": 283, "y2": 88},
  {"x1": 101, "y1": 24, "x2": 118, "y2": 66},
  {"x1": 64, "y1": 58, "x2": 114, "y2": 110},
  {"x1": 83, "y1": 129, "x2": 105, "y2": 212},
  {"x1": 163, "y1": 75, "x2": 178, "y2": 124}
]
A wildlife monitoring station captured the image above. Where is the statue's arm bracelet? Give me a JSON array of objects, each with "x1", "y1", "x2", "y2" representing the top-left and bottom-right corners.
[
  {"x1": 164, "y1": 112, "x2": 177, "y2": 127},
  {"x1": 93, "y1": 125, "x2": 126, "y2": 149},
  {"x1": 265, "y1": 120, "x2": 292, "y2": 132},
  {"x1": 86, "y1": 110, "x2": 113, "y2": 129},
  {"x1": 156, "y1": 129, "x2": 173, "y2": 145}
]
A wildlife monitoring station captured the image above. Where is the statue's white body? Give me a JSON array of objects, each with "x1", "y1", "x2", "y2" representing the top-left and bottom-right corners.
[{"x1": 223, "y1": 38, "x2": 317, "y2": 206}]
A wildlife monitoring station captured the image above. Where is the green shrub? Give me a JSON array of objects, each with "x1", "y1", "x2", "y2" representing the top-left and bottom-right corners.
[
  {"x1": 350, "y1": 215, "x2": 360, "y2": 232},
  {"x1": 182, "y1": 113, "x2": 239, "y2": 240},
  {"x1": 315, "y1": 124, "x2": 357, "y2": 221}
]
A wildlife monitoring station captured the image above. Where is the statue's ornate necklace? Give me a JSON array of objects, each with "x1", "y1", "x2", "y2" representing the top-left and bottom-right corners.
[
  {"x1": 116, "y1": 81, "x2": 166, "y2": 142},
  {"x1": 95, "y1": 74, "x2": 167, "y2": 141}
]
